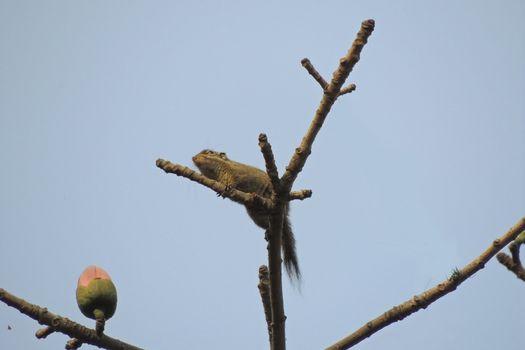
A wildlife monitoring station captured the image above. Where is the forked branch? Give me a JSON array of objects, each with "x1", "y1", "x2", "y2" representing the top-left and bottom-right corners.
[
  {"x1": 281, "y1": 19, "x2": 375, "y2": 193},
  {"x1": 497, "y1": 230, "x2": 525, "y2": 281}
]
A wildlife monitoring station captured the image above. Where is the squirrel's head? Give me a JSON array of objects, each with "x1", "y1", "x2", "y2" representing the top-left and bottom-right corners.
[{"x1": 192, "y1": 149, "x2": 229, "y2": 180}]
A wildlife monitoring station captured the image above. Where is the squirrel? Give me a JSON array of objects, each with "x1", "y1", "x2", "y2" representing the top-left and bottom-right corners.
[{"x1": 192, "y1": 149, "x2": 301, "y2": 282}]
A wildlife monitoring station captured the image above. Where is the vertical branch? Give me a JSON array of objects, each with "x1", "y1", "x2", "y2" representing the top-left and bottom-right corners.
[
  {"x1": 258, "y1": 133, "x2": 287, "y2": 350},
  {"x1": 258, "y1": 265, "x2": 272, "y2": 344},
  {"x1": 267, "y1": 201, "x2": 287, "y2": 350}
]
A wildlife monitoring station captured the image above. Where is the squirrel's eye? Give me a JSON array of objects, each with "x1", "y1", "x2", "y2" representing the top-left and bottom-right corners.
[{"x1": 219, "y1": 152, "x2": 226, "y2": 158}]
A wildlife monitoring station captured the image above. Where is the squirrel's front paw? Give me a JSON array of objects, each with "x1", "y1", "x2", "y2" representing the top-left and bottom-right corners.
[{"x1": 216, "y1": 184, "x2": 232, "y2": 198}]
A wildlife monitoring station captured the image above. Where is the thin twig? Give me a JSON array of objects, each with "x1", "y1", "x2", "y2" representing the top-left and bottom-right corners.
[
  {"x1": 338, "y1": 84, "x2": 357, "y2": 96},
  {"x1": 301, "y1": 58, "x2": 328, "y2": 90},
  {"x1": 289, "y1": 189, "x2": 312, "y2": 201},
  {"x1": 156, "y1": 159, "x2": 273, "y2": 210},
  {"x1": 325, "y1": 216, "x2": 525, "y2": 350},
  {"x1": 282, "y1": 19, "x2": 375, "y2": 193},
  {"x1": 0, "y1": 288, "x2": 143, "y2": 350}
]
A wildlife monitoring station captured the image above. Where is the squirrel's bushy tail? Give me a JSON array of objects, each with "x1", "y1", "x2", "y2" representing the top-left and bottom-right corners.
[{"x1": 282, "y1": 214, "x2": 301, "y2": 283}]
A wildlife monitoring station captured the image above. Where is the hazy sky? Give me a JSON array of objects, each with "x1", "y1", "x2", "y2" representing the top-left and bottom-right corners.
[{"x1": 1, "y1": 1, "x2": 524, "y2": 350}]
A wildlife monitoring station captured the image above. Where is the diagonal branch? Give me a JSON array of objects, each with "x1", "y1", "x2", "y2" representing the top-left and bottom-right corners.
[
  {"x1": 325, "y1": 216, "x2": 525, "y2": 350},
  {"x1": 0, "y1": 288, "x2": 143, "y2": 350},
  {"x1": 156, "y1": 158, "x2": 273, "y2": 210},
  {"x1": 281, "y1": 19, "x2": 375, "y2": 193}
]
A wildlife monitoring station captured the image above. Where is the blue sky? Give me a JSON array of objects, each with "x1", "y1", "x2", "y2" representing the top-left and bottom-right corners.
[{"x1": 1, "y1": 1, "x2": 524, "y2": 349}]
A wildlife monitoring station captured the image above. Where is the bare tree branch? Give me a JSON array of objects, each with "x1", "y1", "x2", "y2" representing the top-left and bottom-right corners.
[
  {"x1": 0, "y1": 288, "x2": 143, "y2": 350},
  {"x1": 257, "y1": 132, "x2": 288, "y2": 350},
  {"x1": 281, "y1": 19, "x2": 375, "y2": 193},
  {"x1": 325, "y1": 216, "x2": 525, "y2": 350},
  {"x1": 257, "y1": 132, "x2": 290, "y2": 350}
]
